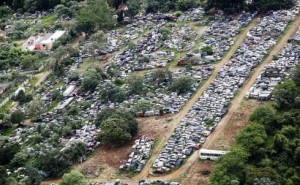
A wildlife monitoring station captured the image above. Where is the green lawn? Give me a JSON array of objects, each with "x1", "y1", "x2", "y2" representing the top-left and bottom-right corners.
[{"x1": 41, "y1": 14, "x2": 57, "y2": 27}]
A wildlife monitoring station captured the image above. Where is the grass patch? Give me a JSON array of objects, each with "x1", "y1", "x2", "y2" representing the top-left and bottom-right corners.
[
  {"x1": 41, "y1": 14, "x2": 57, "y2": 27},
  {"x1": 0, "y1": 101, "x2": 13, "y2": 113},
  {"x1": 2, "y1": 126, "x2": 16, "y2": 136}
]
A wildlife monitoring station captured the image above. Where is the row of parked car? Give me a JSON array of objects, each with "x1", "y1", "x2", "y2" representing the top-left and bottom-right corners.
[
  {"x1": 247, "y1": 27, "x2": 300, "y2": 100},
  {"x1": 152, "y1": 2, "x2": 300, "y2": 173},
  {"x1": 120, "y1": 136, "x2": 154, "y2": 172}
]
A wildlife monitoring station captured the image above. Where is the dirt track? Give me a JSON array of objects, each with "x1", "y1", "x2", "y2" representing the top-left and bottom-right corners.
[
  {"x1": 138, "y1": 13, "x2": 300, "y2": 183},
  {"x1": 203, "y1": 13, "x2": 300, "y2": 149},
  {"x1": 132, "y1": 17, "x2": 259, "y2": 181},
  {"x1": 42, "y1": 13, "x2": 300, "y2": 185}
]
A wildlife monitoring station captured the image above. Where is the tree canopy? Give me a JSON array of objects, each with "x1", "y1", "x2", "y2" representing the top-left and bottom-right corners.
[
  {"x1": 60, "y1": 170, "x2": 89, "y2": 185},
  {"x1": 211, "y1": 66, "x2": 300, "y2": 185},
  {"x1": 76, "y1": 0, "x2": 116, "y2": 33},
  {"x1": 95, "y1": 108, "x2": 138, "y2": 145}
]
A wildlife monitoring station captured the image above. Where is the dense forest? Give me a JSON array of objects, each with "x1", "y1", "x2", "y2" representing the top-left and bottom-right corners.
[
  {"x1": 0, "y1": 0, "x2": 296, "y2": 15},
  {"x1": 211, "y1": 64, "x2": 300, "y2": 185}
]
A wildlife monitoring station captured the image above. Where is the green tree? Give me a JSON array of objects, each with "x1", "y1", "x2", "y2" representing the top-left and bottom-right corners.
[
  {"x1": 237, "y1": 123, "x2": 267, "y2": 153},
  {"x1": 66, "y1": 142, "x2": 87, "y2": 163},
  {"x1": 1, "y1": 114, "x2": 12, "y2": 128},
  {"x1": 10, "y1": 110, "x2": 25, "y2": 125},
  {"x1": 125, "y1": 0, "x2": 140, "y2": 17},
  {"x1": 176, "y1": 0, "x2": 197, "y2": 11},
  {"x1": 95, "y1": 108, "x2": 118, "y2": 125},
  {"x1": 201, "y1": 45, "x2": 214, "y2": 55},
  {"x1": 54, "y1": 4, "x2": 72, "y2": 17},
  {"x1": 159, "y1": 27, "x2": 171, "y2": 41},
  {"x1": 294, "y1": 147, "x2": 300, "y2": 163},
  {"x1": 251, "y1": 0, "x2": 295, "y2": 12},
  {"x1": 100, "y1": 82, "x2": 125, "y2": 103},
  {"x1": 273, "y1": 133, "x2": 289, "y2": 152},
  {"x1": 27, "y1": 98, "x2": 44, "y2": 116},
  {"x1": 210, "y1": 147, "x2": 249, "y2": 185},
  {"x1": 13, "y1": 0, "x2": 24, "y2": 10},
  {"x1": 76, "y1": 0, "x2": 116, "y2": 33},
  {"x1": 0, "y1": 165, "x2": 8, "y2": 185},
  {"x1": 273, "y1": 80, "x2": 297, "y2": 109},
  {"x1": 293, "y1": 64, "x2": 300, "y2": 86},
  {"x1": 133, "y1": 99, "x2": 152, "y2": 113},
  {"x1": 60, "y1": 170, "x2": 89, "y2": 185},
  {"x1": 22, "y1": 165, "x2": 43, "y2": 185},
  {"x1": 127, "y1": 74, "x2": 145, "y2": 95},
  {"x1": 36, "y1": 151, "x2": 70, "y2": 178},
  {"x1": 68, "y1": 70, "x2": 79, "y2": 81},
  {"x1": 0, "y1": 143, "x2": 20, "y2": 165},
  {"x1": 9, "y1": 151, "x2": 28, "y2": 168},
  {"x1": 206, "y1": 0, "x2": 246, "y2": 14},
  {"x1": 95, "y1": 109, "x2": 138, "y2": 139},
  {"x1": 169, "y1": 76, "x2": 195, "y2": 94},
  {"x1": 151, "y1": 68, "x2": 172, "y2": 86},
  {"x1": 67, "y1": 105, "x2": 79, "y2": 116},
  {"x1": 91, "y1": 30, "x2": 107, "y2": 43},
  {"x1": 0, "y1": 6, "x2": 11, "y2": 17},
  {"x1": 245, "y1": 167, "x2": 278, "y2": 184},
  {"x1": 82, "y1": 69, "x2": 102, "y2": 92},
  {"x1": 250, "y1": 106, "x2": 278, "y2": 134},
  {"x1": 21, "y1": 54, "x2": 38, "y2": 70},
  {"x1": 98, "y1": 118, "x2": 132, "y2": 145}
]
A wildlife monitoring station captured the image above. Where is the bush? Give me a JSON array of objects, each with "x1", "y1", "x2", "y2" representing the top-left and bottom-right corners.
[
  {"x1": 169, "y1": 76, "x2": 195, "y2": 94},
  {"x1": 201, "y1": 46, "x2": 214, "y2": 55},
  {"x1": 98, "y1": 118, "x2": 132, "y2": 145},
  {"x1": 60, "y1": 170, "x2": 89, "y2": 185},
  {"x1": 95, "y1": 108, "x2": 138, "y2": 145},
  {"x1": 11, "y1": 110, "x2": 25, "y2": 125}
]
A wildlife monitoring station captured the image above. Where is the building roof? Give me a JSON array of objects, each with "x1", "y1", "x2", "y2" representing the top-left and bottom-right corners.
[{"x1": 40, "y1": 30, "x2": 65, "y2": 44}]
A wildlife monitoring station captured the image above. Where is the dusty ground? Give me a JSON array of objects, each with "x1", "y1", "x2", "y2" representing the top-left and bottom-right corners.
[
  {"x1": 134, "y1": 16, "x2": 259, "y2": 180},
  {"x1": 42, "y1": 14, "x2": 300, "y2": 185},
  {"x1": 73, "y1": 114, "x2": 175, "y2": 181},
  {"x1": 178, "y1": 160, "x2": 214, "y2": 185},
  {"x1": 205, "y1": 99, "x2": 264, "y2": 150}
]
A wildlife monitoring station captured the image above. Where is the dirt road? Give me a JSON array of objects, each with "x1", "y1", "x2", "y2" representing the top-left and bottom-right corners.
[
  {"x1": 35, "y1": 71, "x2": 50, "y2": 87},
  {"x1": 203, "y1": 13, "x2": 300, "y2": 149},
  {"x1": 138, "y1": 13, "x2": 300, "y2": 182},
  {"x1": 132, "y1": 17, "x2": 259, "y2": 180}
]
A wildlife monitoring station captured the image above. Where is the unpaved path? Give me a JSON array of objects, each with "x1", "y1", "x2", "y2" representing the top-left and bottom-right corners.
[
  {"x1": 35, "y1": 71, "x2": 50, "y2": 87},
  {"x1": 41, "y1": 17, "x2": 259, "y2": 185},
  {"x1": 203, "y1": 13, "x2": 300, "y2": 149},
  {"x1": 138, "y1": 13, "x2": 300, "y2": 182},
  {"x1": 132, "y1": 17, "x2": 259, "y2": 180}
]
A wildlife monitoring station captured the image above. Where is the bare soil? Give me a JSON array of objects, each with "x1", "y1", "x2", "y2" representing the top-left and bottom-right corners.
[
  {"x1": 73, "y1": 114, "x2": 175, "y2": 181},
  {"x1": 42, "y1": 14, "x2": 300, "y2": 185}
]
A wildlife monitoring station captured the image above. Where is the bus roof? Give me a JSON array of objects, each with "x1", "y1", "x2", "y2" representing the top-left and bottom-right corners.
[{"x1": 199, "y1": 149, "x2": 229, "y2": 155}]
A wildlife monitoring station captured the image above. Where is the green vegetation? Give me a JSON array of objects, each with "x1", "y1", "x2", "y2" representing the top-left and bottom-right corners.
[
  {"x1": 127, "y1": 74, "x2": 146, "y2": 95},
  {"x1": 41, "y1": 14, "x2": 57, "y2": 27},
  {"x1": 0, "y1": 0, "x2": 83, "y2": 13},
  {"x1": 168, "y1": 75, "x2": 195, "y2": 94},
  {"x1": 95, "y1": 108, "x2": 138, "y2": 145},
  {"x1": 146, "y1": 0, "x2": 200, "y2": 13},
  {"x1": 210, "y1": 65, "x2": 300, "y2": 185},
  {"x1": 0, "y1": 43, "x2": 38, "y2": 71},
  {"x1": 60, "y1": 170, "x2": 89, "y2": 185},
  {"x1": 205, "y1": 0, "x2": 295, "y2": 14},
  {"x1": 201, "y1": 45, "x2": 213, "y2": 55},
  {"x1": 76, "y1": 0, "x2": 116, "y2": 33},
  {"x1": 13, "y1": 90, "x2": 33, "y2": 105}
]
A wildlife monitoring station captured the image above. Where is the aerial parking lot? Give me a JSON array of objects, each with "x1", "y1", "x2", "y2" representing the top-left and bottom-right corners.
[{"x1": 1, "y1": 0, "x2": 300, "y2": 184}]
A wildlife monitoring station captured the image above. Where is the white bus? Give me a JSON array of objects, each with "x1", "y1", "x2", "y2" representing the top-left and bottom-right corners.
[{"x1": 199, "y1": 149, "x2": 229, "y2": 160}]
